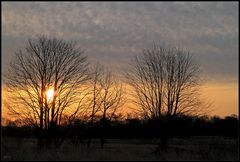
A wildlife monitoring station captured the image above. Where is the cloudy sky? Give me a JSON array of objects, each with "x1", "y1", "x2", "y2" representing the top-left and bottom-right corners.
[{"x1": 2, "y1": 2, "x2": 238, "y2": 117}]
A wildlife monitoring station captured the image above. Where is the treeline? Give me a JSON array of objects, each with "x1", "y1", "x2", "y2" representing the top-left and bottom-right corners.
[{"x1": 2, "y1": 114, "x2": 238, "y2": 139}]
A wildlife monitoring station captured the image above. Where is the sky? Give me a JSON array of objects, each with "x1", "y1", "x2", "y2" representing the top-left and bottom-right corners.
[{"x1": 1, "y1": 2, "x2": 239, "y2": 118}]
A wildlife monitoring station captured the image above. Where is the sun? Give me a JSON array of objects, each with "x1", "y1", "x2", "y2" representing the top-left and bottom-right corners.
[{"x1": 46, "y1": 88, "x2": 54, "y2": 102}]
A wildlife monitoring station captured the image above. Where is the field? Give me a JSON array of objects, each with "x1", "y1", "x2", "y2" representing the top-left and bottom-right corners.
[{"x1": 1, "y1": 136, "x2": 239, "y2": 161}]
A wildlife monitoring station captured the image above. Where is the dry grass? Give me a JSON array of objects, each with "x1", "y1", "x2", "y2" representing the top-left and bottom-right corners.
[{"x1": 1, "y1": 136, "x2": 239, "y2": 161}]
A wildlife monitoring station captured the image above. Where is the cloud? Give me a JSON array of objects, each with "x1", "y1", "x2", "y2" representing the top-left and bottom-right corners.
[{"x1": 2, "y1": 2, "x2": 238, "y2": 83}]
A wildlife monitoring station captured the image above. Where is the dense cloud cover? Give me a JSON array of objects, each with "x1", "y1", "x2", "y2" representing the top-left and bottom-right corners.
[{"x1": 2, "y1": 2, "x2": 238, "y2": 83}]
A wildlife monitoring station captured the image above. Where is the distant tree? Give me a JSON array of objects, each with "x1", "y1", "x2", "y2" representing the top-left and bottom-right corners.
[
  {"x1": 4, "y1": 36, "x2": 89, "y2": 147},
  {"x1": 87, "y1": 64, "x2": 104, "y2": 147},
  {"x1": 99, "y1": 68, "x2": 125, "y2": 148},
  {"x1": 87, "y1": 64, "x2": 125, "y2": 148},
  {"x1": 99, "y1": 69, "x2": 125, "y2": 122}
]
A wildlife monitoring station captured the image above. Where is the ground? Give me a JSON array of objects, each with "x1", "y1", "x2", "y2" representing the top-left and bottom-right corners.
[{"x1": 1, "y1": 136, "x2": 239, "y2": 161}]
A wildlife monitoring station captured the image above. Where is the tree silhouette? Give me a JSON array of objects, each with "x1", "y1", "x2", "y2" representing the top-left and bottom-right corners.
[
  {"x1": 87, "y1": 64, "x2": 104, "y2": 147},
  {"x1": 4, "y1": 36, "x2": 89, "y2": 147},
  {"x1": 126, "y1": 44, "x2": 202, "y2": 118},
  {"x1": 125, "y1": 44, "x2": 204, "y2": 152},
  {"x1": 87, "y1": 64, "x2": 125, "y2": 148},
  {"x1": 99, "y1": 68, "x2": 125, "y2": 148}
]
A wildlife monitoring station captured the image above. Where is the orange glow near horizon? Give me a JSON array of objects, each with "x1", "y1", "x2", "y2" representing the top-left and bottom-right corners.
[
  {"x1": 1, "y1": 82, "x2": 238, "y2": 124},
  {"x1": 200, "y1": 82, "x2": 238, "y2": 117}
]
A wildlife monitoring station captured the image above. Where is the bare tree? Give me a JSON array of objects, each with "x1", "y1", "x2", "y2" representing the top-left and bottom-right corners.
[
  {"x1": 125, "y1": 44, "x2": 203, "y2": 118},
  {"x1": 86, "y1": 65, "x2": 125, "y2": 148},
  {"x1": 125, "y1": 44, "x2": 206, "y2": 152},
  {"x1": 100, "y1": 70, "x2": 124, "y2": 121},
  {"x1": 4, "y1": 36, "x2": 89, "y2": 147},
  {"x1": 99, "y1": 68, "x2": 125, "y2": 148},
  {"x1": 87, "y1": 63, "x2": 104, "y2": 147},
  {"x1": 89, "y1": 64, "x2": 104, "y2": 123}
]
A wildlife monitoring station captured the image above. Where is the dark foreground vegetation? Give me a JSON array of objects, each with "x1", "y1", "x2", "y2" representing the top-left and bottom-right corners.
[
  {"x1": 2, "y1": 114, "x2": 238, "y2": 139},
  {"x1": 1, "y1": 114, "x2": 239, "y2": 161}
]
